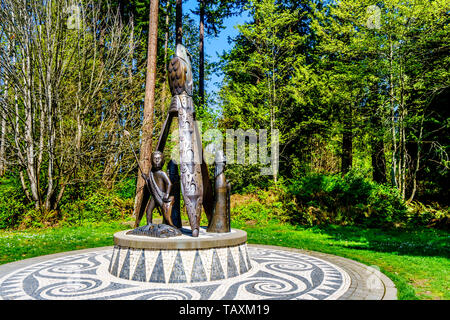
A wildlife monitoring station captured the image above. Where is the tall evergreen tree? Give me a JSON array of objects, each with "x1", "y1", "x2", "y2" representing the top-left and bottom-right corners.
[{"x1": 134, "y1": 0, "x2": 160, "y2": 218}]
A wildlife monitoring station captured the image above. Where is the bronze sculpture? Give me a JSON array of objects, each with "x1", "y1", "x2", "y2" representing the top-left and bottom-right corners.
[
  {"x1": 167, "y1": 160, "x2": 182, "y2": 228},
  {"x1": 168, "y1": 44, "x2": 204, "y2": 237},
  {"x1": 136, "y1": 151, "x2": 175, "y2": 227},
  {"x1": 207, "y1": 151, "x2": 231, "y2": 233},
  {"x1": 134, "y1": 44, "x2": 230, "y2": 237}
]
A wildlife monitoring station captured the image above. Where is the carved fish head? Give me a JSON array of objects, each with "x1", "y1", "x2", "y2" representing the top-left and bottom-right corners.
[{"x1": 176, "y1": 44, "x2": 191, "y2": 65}]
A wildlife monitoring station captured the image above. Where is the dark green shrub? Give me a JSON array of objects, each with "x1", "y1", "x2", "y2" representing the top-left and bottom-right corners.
[
  {"x1": 406, "y1": 201, "x2": 449, "y2": 229},
  {"x1": 288, "y1": 171, "x2": 408, "y2": 227},
  {"x1": 232, "y1": 200, "x2": 272, "y2": 225},
  {"x1": 0, "y1": 176, "x2": 30, "y2": 229},
  {"x1": 18, "y1": 208, "x2": 60, "y2": 229},
  {"x1": 225, "y1": 164, "x2": 271, "y2": 194},
  {"x1": 230, "y1": 179, "x2": 294, "y2": 226},
  {"x1": 60, "y1": 191, "x2": 131, "y2": 226},
  {"x1": 114, "y1": 177, "x2": 136, "y2": 199},
  {"x1": 366, "y1": 184, "x2": 407, "y2": 226}
]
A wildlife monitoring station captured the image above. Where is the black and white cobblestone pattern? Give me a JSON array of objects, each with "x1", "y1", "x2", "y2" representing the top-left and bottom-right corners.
[{"x1": 0, "y1": 245, "x2": 396, "y2": 300}]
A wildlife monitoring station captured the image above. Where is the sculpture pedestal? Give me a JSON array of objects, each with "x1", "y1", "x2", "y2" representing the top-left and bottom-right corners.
[{"x1": 108, "y1": 227, "x2": 251, "y2": 283}]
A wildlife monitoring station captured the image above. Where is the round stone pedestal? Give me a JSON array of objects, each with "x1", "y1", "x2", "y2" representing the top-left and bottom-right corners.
[{"x1": 108, "y1": 227, "x2": 251, "y2": 284}]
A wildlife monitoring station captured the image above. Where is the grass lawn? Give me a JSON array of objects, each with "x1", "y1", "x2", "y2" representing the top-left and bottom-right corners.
[
  {"x1": 0, "y1": 221, "x2": 131, "y2": 265},
  {"x1": 0, "y1": 219, "x2": 448, "y2": 300},
  {"x1": 236, "y1": 221, "x2": 450, "y2": 300}
]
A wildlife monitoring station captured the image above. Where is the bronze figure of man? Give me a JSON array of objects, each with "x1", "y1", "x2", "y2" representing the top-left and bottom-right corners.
[{"x1": 136, "y1": 151, "x2": 175, "y2": 227}]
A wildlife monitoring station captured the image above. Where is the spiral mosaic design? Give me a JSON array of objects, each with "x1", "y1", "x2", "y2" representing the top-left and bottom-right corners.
[{"x1": 0, "y1": 247, "x2": 350, "y2": 300}]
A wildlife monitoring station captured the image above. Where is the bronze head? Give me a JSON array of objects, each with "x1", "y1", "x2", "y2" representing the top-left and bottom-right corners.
[{"x1": 151, "y1": 151, "x2": 165, "y2": 170}]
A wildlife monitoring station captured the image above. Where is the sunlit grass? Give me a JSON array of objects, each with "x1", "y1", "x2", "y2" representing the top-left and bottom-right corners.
[
  {"x1": 0, "y1": 221, "x2": 130, "y2": 265},
  {"x1": 233, "y1": 220, "x2": 449, "y2": 300}
]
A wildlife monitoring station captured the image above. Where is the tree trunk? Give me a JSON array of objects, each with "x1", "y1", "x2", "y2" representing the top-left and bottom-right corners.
[
  {"x1": 176, "y1": 0, "x2": 182, "y2": 45},
  {"x1": 103, "y1": 101, "x2": 120, "y2": 189},
  {"x1": 0, "y1": 40, "x2": 8, "y2": 176},
  {"x1": 371, "y1": 133, "x2": 387, "y2": 184},
  {"x1": 161, "y1": 0, "x2": 171, "y2": 112},
  {"x1": 389, "y1": 34, "x2": 397, "y2": 188},
  {"x1": 45, "y1": 66, "x2": 56, "y2": 211},
  {"x1": 407, "y1": 117, "x2": 423, "y2": 204},
  {"x1": 129, "y1": 19, "x2": 134, "y2": 85},
  {"x1": 370, "y1": 85, "x2": 387, "y2": 184},
  {"x1": 37, "y1": 80, "x2": 45, "y2": 175},
  {"x1": 341, "y1": 107, "x2": 353, "y2": 175},
  {"x1": 0, "y1": 109, "x2": 5, "y2": 176},
  {"x1": 397, "y1": 61, "x2": 407, "y2": 200},
  {"x1": 23, "y1": 34, "x2": 40, "y2": 209},
  {"x1": 199, "y1": 0, "x2": 205, "y2": 108},
  {"x1": 133, "y1": 0, "x2": 160, "y2": 218}
]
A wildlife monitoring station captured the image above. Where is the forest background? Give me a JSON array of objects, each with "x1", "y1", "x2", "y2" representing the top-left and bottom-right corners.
[{"x1": 0, "y1": 0, "x2": 449, "y2": 232}]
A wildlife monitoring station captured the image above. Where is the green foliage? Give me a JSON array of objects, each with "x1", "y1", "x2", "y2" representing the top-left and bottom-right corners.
[
  {"x1": 0, "y1": 176, "x2": 30, "y2": 229},
  {"x1": 19, "y1": 209, "x2": 59, "y2": 229},
  {"x1": 232, "y1": 200, "x2": 272, "y2": 226},
  {"x1": 226, "y1": 164, "x2": 271, "y2": 194},
  {"x1": 219, "y1": 0, "x2": 450, "y2": 204},
  {"x1": 219, "y1": 0, "x2": 311, "y2": 182},
  {"x1": 231, "y1": 181, "x2": 293, "y2": 226},
  {"x1": 229, "y1": 172, "x2": 446, "y2": 229},
  {"x1": 0, "y1": 171, "x2": 137, "y2": 230},
  {"x1": 289, "y1": 171, "x2": 407, "y2": 227},
  {"x1": 114, "y1": 177, "x2": 137, "y2": 200},
  {"x1": 60, "y1": 191, "x2": 133, "y2": 226},
  {"x1": 406, "y1": 201, "x2": 449, "y2": 229}
]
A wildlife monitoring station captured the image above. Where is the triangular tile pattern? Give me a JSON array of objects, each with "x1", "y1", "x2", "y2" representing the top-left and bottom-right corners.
[
  {"x1": 199, "y1": 248, "x2": 213, "y2": 280},
  {"x1": 108, "y1": 246, "x2": 117, "y2": 273},
  {"x1": 169, "y1": 251, "x2": 187, "y2": 283},
  {"x1": 131, "y1": 250, "x2": 147, "y2": 282},
  {"x1": 191, "y1": 250, "x2": 207, "y2": 283},
  {"x1": 229, "y1": 246, "x2": 240, "y2": 274},
  {"x1": 109, "y1": 243, "x2": 251, "y2": 283},
  {"x1": 245, "y1": 245, "x2": 252, "y2": 269},
  {"x1": 210, "y1": 249, "x2": 225, "y2": 281},
  {"x1": 216, "y1": 247, "x2": 228, "y2": 273},
  {"x1": 179, "y1": 250, "x2": 195, "y2": 282},
  {"x1": 161, "y1": 250, "x2": 178, "y2": 281},
  {"x1": 149, "y1": 251, "x2": 165, "y2": 283},
  {"x1": 119, "y1": 249, "x2": 131, "y2": 279},
  {"x1": 110, "y1": 247, "x2": 121, "y2": 276},
  {"x1": 117, "y1": 247, "x2": 128, "y2": 275},
  {"x1": 226, "y1": 247, "x2": 238, "y2": 278},
  {"x1": 128, "y1": 248, "x2": 141, "y2": 278},
  {"x1": 238, "y1": 246, "x2": 248, "y2": 274},
  {"x1": 144, "y1": 249, "x2": 159, "y2": 282},
  {"x1": 239, "y1": 244, "x2": 250, "y2": 274}
]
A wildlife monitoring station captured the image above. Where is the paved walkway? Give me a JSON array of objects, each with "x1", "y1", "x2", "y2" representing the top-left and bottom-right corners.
[{"x1": 0, "y1": 245, "x2": 396, "y2": 300}]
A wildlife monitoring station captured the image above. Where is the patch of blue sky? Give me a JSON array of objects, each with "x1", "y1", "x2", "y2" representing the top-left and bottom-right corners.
[{"x1": 184, "y1": 0, "x2": 250, "y2": 111}]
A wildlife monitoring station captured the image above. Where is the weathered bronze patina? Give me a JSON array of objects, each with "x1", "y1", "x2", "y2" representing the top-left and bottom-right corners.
[
  {"x1": 127, "y1": 223, "x2": 182, "y2": 238},
  {"x1": 134, "y1": 44, "x2": 231, "y2": 237},
  {"x1": 207, "y1": 151, "x2": 231, "y2": 233},
  {"x1": 168, "y1": 45, "x2": 204, "y2": 237},
  {"x1": 135, "y1": 151, "x2": 175, "y2": 228}
]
